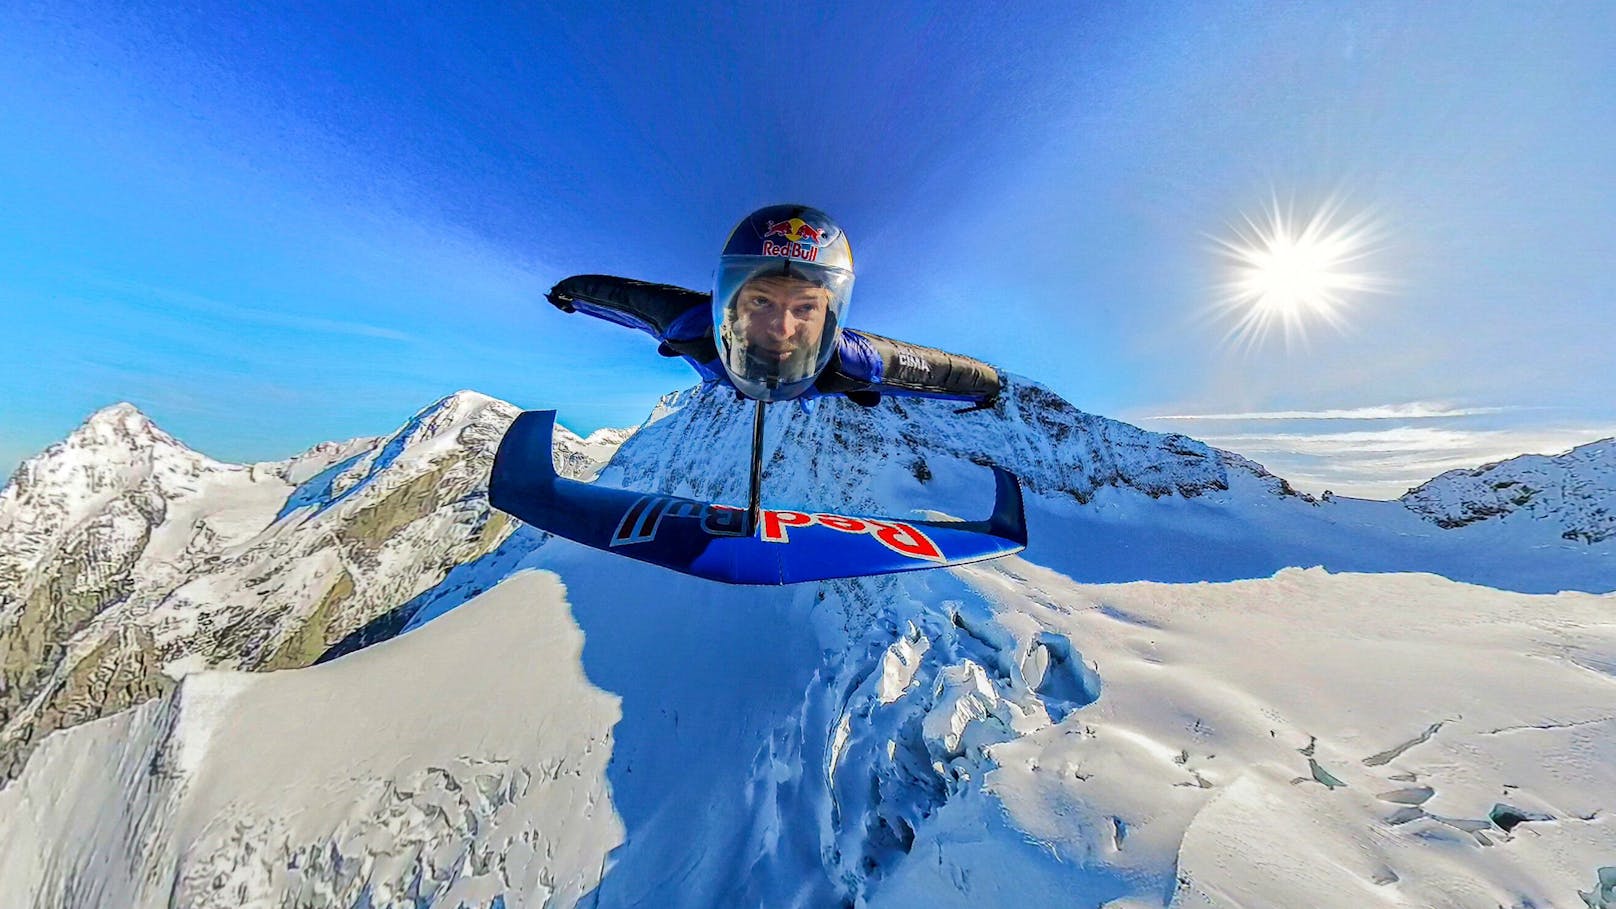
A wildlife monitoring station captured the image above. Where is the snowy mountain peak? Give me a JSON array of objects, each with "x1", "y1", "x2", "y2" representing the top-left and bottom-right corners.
[
  {"x1": 423, "y1": 388, "x2": 503, "y2": 419},
  {"x1": 399, "y1": 389, "x2": 516, "y2": 453},
  {"x1": 0, "y1": 403, "x2": 242, "y2": 600},
  {"x1": 309, "y1": 391, "x2": 520, "y2": 508},
  {"x1": 604, "y1": 375, "x2": 1246, "y2": 518},
  {"x1": 1401, "y1": 436, "x2": 1616, "y2": 542},
  {"x1": 65, "y1": 402, "x2": 195, "y2": 461},
  {"x1": 85, "y1": 400, "x2": 144, "y2": 425},
  {"x1": 1, "y1": 404, "x2": 221, "y2": 528}
]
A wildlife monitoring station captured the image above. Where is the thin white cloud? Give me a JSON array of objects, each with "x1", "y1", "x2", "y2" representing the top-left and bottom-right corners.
[
  {"x1": 1151, "y1": 402, "x2": 1513, "y2": 421},
  {"x1": 1200, "y1": 426, "x2": 1497, "y2": 455},
  {"x1": 1194, "y1": 425, "x2": 1616, "y2": 499},
  {"x1": 84, "y1": 278, "x2": 418, "y2": 344}
]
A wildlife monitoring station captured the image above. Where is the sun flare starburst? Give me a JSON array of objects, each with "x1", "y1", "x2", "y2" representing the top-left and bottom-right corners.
[{"x1": 1211, "y1": 195, "x2": 1385, "y2": 351}]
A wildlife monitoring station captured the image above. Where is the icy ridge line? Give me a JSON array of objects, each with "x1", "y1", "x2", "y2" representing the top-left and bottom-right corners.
[{"x1": 0, "y1": 391, "x2": 628, "y2": 788}]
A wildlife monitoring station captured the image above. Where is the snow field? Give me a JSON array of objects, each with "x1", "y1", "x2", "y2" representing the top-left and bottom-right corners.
[
  {"x1": 964, "y1": 563, "x2": 1616, "y2": 908},
  {"x1": 2, "y1": 554, "x2": 1612, "y2": 907},
  {"x1": 0, "y1": 570, "x2": 623, "y2": 909}
]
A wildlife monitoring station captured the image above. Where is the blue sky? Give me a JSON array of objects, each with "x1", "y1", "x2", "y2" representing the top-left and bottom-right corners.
[{"x1": 2, "y1": 2, "x2": 1612, "y2": 497}]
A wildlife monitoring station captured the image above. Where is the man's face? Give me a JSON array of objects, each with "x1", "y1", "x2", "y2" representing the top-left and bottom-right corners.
[{"x1": 736, "y1": 275, "x2": 831, "y2": 364}]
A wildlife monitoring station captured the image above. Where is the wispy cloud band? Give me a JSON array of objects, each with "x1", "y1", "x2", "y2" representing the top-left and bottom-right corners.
[
  {"x1": 91, "y1": 278, "x2": 420, "y2": 344},
  {"x1": 1190, "y1": 425, "x2": 1615, "y2": 498},
  {"x1": 1138, "y1": 400, "x2": 1609, "y2": 497},
  {"x1": 1151, "y1": 402, "x2": 1515, "y2": 421}
]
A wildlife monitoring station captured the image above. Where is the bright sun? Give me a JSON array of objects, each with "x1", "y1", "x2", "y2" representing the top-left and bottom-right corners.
[{"x1": 1212, "y1": 195, "x2": 1384, "y2": 351}]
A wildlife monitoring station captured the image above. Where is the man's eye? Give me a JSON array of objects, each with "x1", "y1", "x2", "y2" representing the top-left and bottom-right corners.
[{"x1": 793, "y1": 306, "x2": 816, "y2": 317}]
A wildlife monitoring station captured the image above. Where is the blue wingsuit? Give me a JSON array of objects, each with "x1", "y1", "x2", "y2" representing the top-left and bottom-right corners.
[{"x1": 546, "y1": 275, "x2": 1002, "y2": 409}]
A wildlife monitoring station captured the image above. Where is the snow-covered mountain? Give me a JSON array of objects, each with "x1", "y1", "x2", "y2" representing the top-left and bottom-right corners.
[
  {"x1": 602, "y1": 379, "x2": 1614, "y2": 594},
  {"x1": 0, "y1": 391, "x2": 629, "y2": 784},
  {"x1": 1402, "y1": 437, "x2": 1616, "y2": 544},
  {"x1": 0, "y1": 378, "x2": 1612, "y2": 908}
]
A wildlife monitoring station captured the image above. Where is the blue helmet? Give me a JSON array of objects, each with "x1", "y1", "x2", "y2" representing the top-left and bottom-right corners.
[{"x1": 713, "y1": 204, "x2": 855, "y2": 402}]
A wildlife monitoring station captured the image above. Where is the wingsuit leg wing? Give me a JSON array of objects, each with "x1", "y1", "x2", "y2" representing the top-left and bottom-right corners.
[{"x1": 489, "y1": 410, "x2": 1027, "y2": 585}]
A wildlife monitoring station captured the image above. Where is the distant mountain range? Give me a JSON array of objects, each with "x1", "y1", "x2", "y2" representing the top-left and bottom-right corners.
[
  {"x1": 2, "y1": 381, "x2": 1610, "y2": 786},
  {"x1": 0, "y1": 391, "x2": 622, "y2": 784},
  {"x1": 0, "y1": 379, "x2": 1612, "y2": 907}
]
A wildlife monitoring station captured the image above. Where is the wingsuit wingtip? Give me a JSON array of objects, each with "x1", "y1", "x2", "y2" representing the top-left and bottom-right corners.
[
  {"x1": 988, "y1": 466, "x2": 1029, "y2": 548},
  {"x1": 490, "y1": 410, "x2": 560, "y2": 514}
]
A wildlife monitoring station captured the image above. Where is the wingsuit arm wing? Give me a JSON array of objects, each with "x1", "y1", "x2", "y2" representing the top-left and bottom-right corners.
[
  {"x1": 816, "y1": 329, "x2": 1001, "y2": 407},
  {"x1": 546, "y1": 274, "x2": 719, "y2": 367},
  {"x1": 546, "y1": 274, "x2": 1000, "y2": 406}
]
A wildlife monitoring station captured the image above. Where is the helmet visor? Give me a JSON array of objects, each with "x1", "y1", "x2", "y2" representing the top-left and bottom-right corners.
[{"x1": 714, "y1": 258, "x2": 853, "y2": 401}]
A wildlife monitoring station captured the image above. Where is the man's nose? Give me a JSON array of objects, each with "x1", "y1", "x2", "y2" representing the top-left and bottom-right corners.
[{"x1": 766, "y1": 310, "x2": 797, "y2": 338}]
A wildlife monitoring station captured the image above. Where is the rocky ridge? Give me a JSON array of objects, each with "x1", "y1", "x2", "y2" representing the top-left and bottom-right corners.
[
  {"x1": 1401, "y1": 437, "x2": 1616, "y2": 543},
  {"x1": 604, "y1": 376, "x2": 1298, "y2": 514},
  {"x1": 0, "y1": 392, "x2": 628, "y2": 784}
]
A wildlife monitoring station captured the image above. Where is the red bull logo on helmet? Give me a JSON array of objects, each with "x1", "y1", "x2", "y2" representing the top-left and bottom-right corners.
[
  {"x1": 760, "y1": 240, "x2": 820, "y2": 262},
  {"x1": 761, "y1": 217, "x2": 834, "y2": 262},
  {"x1": 764, "y1": 217, "x2": 830, "y2": 246}
]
